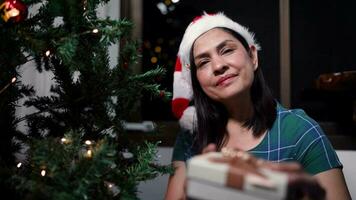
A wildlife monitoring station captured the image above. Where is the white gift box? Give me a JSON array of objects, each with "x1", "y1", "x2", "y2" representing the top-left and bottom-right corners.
[{"x1": 186, "y1": 152, "x2": 288, "y2": 200}]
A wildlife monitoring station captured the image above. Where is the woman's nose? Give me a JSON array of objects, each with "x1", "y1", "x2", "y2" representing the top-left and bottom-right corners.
[{"x1": 212, "y1": 56, "x2": 228, "y2": 76}]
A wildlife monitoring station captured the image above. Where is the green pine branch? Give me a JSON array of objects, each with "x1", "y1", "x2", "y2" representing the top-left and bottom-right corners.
[{"x1": 1, "y1": 0, "x2": 173, "y2": 199}]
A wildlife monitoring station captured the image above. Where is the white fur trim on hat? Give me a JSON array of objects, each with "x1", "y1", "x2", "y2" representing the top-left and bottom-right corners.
[
  {"x1": 173, "y1": 71, "x2": 193, "y2": 100},
  {"x1": 178, "y1": 106, "x2": 196, "y2": 132}
]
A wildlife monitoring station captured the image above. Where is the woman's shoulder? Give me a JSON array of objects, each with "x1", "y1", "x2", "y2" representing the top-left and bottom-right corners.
[
  {"x1": 270, "y1": 103, "x2": 324, "y2": 143},
  {"x1": 276, "y1": 103, "x2": 320, "y2": 130}
]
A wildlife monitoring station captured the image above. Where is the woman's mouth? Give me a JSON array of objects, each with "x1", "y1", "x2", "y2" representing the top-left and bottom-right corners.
[{"x1": 216, "y1": 74, "x2": 238, "y2": 86}]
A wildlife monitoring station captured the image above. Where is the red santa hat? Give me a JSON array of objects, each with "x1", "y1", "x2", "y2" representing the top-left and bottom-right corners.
[{"x1": 172, "y1": 12, "x2": 260, "y2": 132}]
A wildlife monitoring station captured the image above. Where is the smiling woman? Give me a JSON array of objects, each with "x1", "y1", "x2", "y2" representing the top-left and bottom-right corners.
[{"x1": 166, "y1": 12, "x2": 351, "y2": 200}]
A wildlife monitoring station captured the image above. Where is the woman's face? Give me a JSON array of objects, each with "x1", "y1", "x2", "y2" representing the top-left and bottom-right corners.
[{"x1": 193, "y1": 28, "x2": 258, "y2": 103}]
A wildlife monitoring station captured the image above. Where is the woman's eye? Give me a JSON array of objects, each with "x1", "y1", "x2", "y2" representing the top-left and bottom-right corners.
[
  {"x1": 222, "y1": 48, "x2": 233, "y2": 54},
  {"x1": 197, "y1": 60, "x2": 208, "y2": 68}
]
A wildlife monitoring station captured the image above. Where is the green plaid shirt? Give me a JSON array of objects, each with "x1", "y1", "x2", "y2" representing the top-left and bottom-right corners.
[{"x1": 172, "y1": 103, "x2": 342, "y2": 175}]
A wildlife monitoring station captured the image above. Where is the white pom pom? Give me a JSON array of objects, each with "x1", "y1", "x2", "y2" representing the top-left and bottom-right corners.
[{"x1": 179, "y1": 106, "x2": 196, "y2": 133}]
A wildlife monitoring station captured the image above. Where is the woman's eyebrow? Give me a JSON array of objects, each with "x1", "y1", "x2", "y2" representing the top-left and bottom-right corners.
[
  {"x1": 216, "y1": 39, "x2": 234, "y2": 51},
  {"x1": 194, "y1": 39, "x2": 234, "y2": 60},
  {"x1": 194, "y1": 52, "x2": 209, "y2": 61}
]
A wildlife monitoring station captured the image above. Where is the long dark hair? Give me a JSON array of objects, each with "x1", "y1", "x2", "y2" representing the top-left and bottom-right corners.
[{"x1": 190, "y1": 28, "x2": 276, "y2": 153}]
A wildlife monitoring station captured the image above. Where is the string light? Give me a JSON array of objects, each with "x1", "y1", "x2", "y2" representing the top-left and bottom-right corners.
[
  {"x1": 150, "y1": 56, "x2": 158, "y2": 64},
  {"x1": 45, "y1": 50, "x2": 51, "y2": 57},
  {"x1": 61, "y1": 137, "x2": 71, "y2": 144},
  {"x1": 86, "y1": 149, "x2": 93, "y2": 158},
  {"x1": 0, "y1": 77, "x2": 17, "y2": 95},
  {"x1": 85, "y1": 140, "x2": 92, "y2": 145},
  {"x1": 83, "y1": 0, "x2": 87, "y2": 11},
  {"x1": 17, "y1": 162, "x2": 22, "y2": 168},
  {"x1": 154, "y1": 46, "x2": 162, "y2": 53},
  {"x1": 104, "y1": 181, "x2": 121, "y2": 196},
  {"x1": 92, "y1": 28, "x2": 99, "y2": 33},
  {"x1": 41, "y1": 169, "x2": 46, "y2": 176}
]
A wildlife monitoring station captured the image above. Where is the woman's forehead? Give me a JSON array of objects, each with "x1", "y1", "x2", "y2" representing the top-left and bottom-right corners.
[{"x1": 193, "y1": 28, "x2": 241, "y2": 53}]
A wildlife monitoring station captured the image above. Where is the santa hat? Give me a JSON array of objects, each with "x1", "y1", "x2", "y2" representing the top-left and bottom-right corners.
[{"x1": 172, "y1": 12, "x2": 260, "y2": 132}]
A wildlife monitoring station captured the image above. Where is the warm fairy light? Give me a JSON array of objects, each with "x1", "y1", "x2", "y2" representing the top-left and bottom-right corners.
[
  {"x1": 85, "y1": 140, "x2": 92, "y2": 145},
  {"x1": 154, "y1": 46, "x2": 162, "y2": 53},
  {"x1": 150, "y1": 56, "x2": 158, "y2": 64},
  {"x1": 45, "y1": 50, "x2": 51, "y2": 57},
  {"x1": 41, "y1": 169, "x2": 46, "y2": 176},
  {"x1": 108, "y1": 183, "x2": 113, "y2": 188},
  {"x1": 172, "y1": 0, "x2": 180, "y2": 3},
  {"x1": 17, "y1": 162, "x2": 22, "y2": 168},
  {"x1": 61, "y1": 137, "x2": 68, "y2": 144},
  {"x1": 92, "y1": 28, "x2": 99, "y2": 33},
  {"x1": 86, "y1": 149, "x2": 93, "y2": 158},
  {"x1": 0, "y1": 77, "x2": 17, "y2": 94},
  {"x1": 83, "y1": 0, "x2": 87, "y2": 11}
]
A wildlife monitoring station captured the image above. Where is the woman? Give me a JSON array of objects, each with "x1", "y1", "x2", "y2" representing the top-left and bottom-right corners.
[{"x1": 166, "y1": 12, "x2": 351, "y2": 200}]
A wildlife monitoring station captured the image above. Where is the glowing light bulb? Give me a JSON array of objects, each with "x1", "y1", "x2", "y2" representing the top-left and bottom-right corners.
[
  {"x1": 85, "y1": 140, "x2": 92, "y2": 145},
  {"x1": 61, "y1": 138, "x2": 67, "y2": 144},
  {"x1": 86, "y1": 150, "x2": 92, "y2": 158},
  {"x1": 45, "y1": 50, "x2": 51, "y2": 57},
  {"x1": 17, "y1": 162, "x2": 22, "y2": 168},
  {"x1": 150, "y1": 57, "x2": 158, "y2": 64},
  {"x1": 92, "y1": 29, "x2": 99, "y2": 33},
  {"x1": 11, "y1": 77, "x2": 16, "y2": 83},
  {"x1": 154, "y1": 46, "x2": 162, "y2": 53},
  {"x1": 41, "y1": 169, "x2": 46, "y2": 176}
]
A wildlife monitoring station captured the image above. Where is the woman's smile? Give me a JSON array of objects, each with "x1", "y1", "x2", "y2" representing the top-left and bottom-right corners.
[{"x1": 216, "y1": 73, "x2": 238, "y2": 87}]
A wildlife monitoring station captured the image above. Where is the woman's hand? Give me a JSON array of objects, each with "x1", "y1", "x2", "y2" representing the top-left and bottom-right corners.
[
  {"x1": 202, "y1": 143, "x2": 217, "y2": 154},
  {"x1": 262, "y1": 162, "x2": 325, "y2": 200}
]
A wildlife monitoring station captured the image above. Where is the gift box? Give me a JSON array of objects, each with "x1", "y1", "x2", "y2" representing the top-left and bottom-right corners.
[{"x1": 186, "y1": 152, "x2": 288, "y2": 200}]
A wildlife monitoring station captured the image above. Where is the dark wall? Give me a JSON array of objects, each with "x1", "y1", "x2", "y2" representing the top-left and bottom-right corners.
[
  {"x1": 290, "y1": 0, "x2": 356, "y2": 106},
  {"x1": 290, "y1": 0, "x2": 356, "y2": 126}
]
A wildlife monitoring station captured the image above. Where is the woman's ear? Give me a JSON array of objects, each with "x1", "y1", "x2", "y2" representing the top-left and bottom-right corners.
[{"x1": 249, "y1": 45, "x2": 259, "y2": 70}]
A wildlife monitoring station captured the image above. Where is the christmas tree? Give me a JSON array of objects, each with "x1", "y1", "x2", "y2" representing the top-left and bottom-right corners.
[{"x1": 0, "y1": 0, "x2": 171, "y2": 199}]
